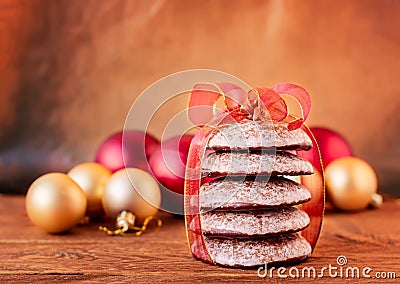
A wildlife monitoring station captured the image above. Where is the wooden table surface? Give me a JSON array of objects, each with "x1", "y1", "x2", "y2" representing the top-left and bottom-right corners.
[{"x1": 0, "y1": 194, "x2": 399, "y2": 283}]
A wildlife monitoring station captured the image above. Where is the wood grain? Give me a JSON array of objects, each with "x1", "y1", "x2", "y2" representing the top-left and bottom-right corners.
[{"x1": 0, "y1": 194, "x2": 399, "y2": 283}]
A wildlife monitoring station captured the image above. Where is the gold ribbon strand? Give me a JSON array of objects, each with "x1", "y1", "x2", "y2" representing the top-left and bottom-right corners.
[{"x1": 99, "y1": 211, "x2": 162, "y2": 236}]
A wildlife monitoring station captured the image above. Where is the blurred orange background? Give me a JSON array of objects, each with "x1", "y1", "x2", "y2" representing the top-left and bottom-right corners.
[{"x1": 0, "y1": 0, "x2": 399, "y2": 195}]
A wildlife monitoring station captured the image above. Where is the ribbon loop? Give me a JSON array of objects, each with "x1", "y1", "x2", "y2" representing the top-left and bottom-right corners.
[
  {"x1": 189, "y1": 82, "x2": 311, "y2": 130},
  {"x1": 272, "y1": 82, "x2": 311, "y2": 130}
]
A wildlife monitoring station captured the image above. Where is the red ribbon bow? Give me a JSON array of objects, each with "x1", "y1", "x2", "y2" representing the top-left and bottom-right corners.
[{"x1": 188, "y1": 82, "x2": 311, "y2": 130}]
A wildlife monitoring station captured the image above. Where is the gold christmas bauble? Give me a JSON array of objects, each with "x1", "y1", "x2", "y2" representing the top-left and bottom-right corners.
[
  {"x1": 325, "y1": 157, "x2": 378, "y2": 211},
  {"x1": 68, "y1": 162, "x2": 111, "y2": 217},
  {"x1": 102, "y1": 168, "x2": 161, "y2": 224},
  {"x1": 26, "y1": 173, "x2": 87, "y2": 233}
]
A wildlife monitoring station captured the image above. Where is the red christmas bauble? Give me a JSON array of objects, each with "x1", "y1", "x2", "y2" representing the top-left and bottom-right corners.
[
  {"x1": 310, "y1": 127, "x2": 352, "y2": 168},
  {"x1": 95, "y1": 130, "x2": 159, "y2": 172},
  {"x1": 148, "y1": 134, "x2": 194, "y2": 195}
]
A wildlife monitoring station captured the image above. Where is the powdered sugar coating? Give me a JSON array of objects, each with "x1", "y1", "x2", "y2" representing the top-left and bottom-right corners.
[
  {"x1": 199, "y1": 177, "x2": 311, "y2": 210},
  {"x1": 200, "y1": 207, "x2": 310, "y2": 237},
  {"x1": 205, "y1": 233, "x2": 312, "y2": 267},
  {"x1": 202, "y1": 151, "x2": 314, "y2": 176},
  {"x1": 208, "y1": 120, "x2": 312, "y2": 151}
]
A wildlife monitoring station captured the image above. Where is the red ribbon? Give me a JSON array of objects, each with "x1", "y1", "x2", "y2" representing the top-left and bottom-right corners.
[
  {"x1": 188, "y1": 82, "x2": 311, "y2": 130},
  {"x1": 297, "y1": 125, "x2": 325, "y2": 250},
  {"x1": 184, "y1": 125, "x2": 215, "y2": 264}
]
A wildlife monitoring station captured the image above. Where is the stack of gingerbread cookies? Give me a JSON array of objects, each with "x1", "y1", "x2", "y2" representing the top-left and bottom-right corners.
[{"x1": 196, "y1": 119, "x2": 315, "y2": 267}]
